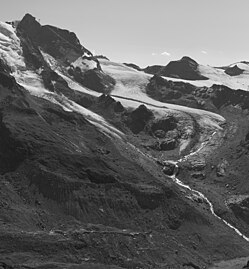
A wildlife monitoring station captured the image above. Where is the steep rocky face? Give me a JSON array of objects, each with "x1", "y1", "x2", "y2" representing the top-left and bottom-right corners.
[
  {"x1": 227, "y1": 195, "x2": 249, "y2": 225},
  {"x1": 68, "y1": 67, "x2": 116, "y2": 93},
  {"x1": 16, "y1": 14, "x2": 115, "y2": 94},
  {"x1": 17, "y1": 13, "x2": 91, "y2": 64},
  {"x1": 158, "y1": 56, "x2": 208, "y2": 80},
  {"x1": 125, "y1": 104, "x2": 153, "y2": 134}
]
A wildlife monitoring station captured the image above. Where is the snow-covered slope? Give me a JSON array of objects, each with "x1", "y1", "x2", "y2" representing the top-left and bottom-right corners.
[
  {"x1": 0, "y1": 20, "x2": 226, "y2": 146},
  {"x1": 198, "y1": 64, "x2": 249, "y2": 91},
  {"x1": 99, "y1": 59, "x2": 224, "y2": 125},
  {"x1": 71, "y1": 56, "x2": 97, "y2": 72},
  {"x1": 154, "y1": 63, "x2": 249, "y2": 91},
  {"x1": 0, "y1": 22, "x2": 123, "y2": 139}
]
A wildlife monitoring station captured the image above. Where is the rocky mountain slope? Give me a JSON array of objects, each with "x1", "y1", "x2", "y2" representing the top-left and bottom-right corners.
[{"x1": 0, "y1": 14, "x2": 249, "y2": 269}]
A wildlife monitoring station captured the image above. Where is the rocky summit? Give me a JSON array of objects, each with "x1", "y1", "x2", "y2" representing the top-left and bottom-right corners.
[{"x1": 0, "y1": 13, "x2": 249, "y2": 269}]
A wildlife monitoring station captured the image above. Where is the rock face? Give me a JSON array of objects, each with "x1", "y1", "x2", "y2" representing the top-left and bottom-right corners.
[
  {"x1": 150, "y1": 117, "x2": 177, "y2": 134},
  {"x1": 158, "y1": 56, "x2": 208, "y2": 80},
  {"x1": 125, "y1": 104, "x2": 153, "y2": 134},
  {"x1": 146, "y1": 74, "x2": 249, "y2": 112},
  {"x1": 225, "y1": 65, "x2": 244, "y2": 76},
  {"x1": 97, "y1": 94, "x2": 124, "y2": 112},
  {"x1": 160, "y1": 139, "x2": 177, "y2": 150},
  {"x1": 70, "y1": 68, "x2": 116, "y2": 93},
  {"x1": 227, "y1": 195, "x2": 249, "y2": 225},
  {"x1": 17, "y1": 14, "x2": 116, "y2": 94},
  {"x1": 17, "y1": 13, "x2": 91, "y2": 63},
  {"x1": 143, "y1": 65, "x2": 163, "y2": 75},
  {"x1": 123, "y1": 62, "x2": 142, "y2": 71}
]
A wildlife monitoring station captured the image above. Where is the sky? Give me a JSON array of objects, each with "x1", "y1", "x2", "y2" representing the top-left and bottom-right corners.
[{"x1": 1, "y1": 0, "x2": 249, "y2": 68}]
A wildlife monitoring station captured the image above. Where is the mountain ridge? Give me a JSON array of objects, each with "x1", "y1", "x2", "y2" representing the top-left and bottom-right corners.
[{"x1": 0, "y1": 13, "x2": 249, "y2": 269}]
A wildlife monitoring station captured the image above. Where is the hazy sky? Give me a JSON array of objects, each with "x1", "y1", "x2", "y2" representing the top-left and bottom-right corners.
[{"x1": 2, "y1": 0, "x2": 249, "y2": 67}]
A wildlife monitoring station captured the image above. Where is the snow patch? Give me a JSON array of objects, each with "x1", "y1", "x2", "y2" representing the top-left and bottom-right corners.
[{"x1": 71, "y1": 56, "x2": 97, "y2": 71}]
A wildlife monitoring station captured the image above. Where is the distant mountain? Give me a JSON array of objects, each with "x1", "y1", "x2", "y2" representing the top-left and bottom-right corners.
[
  {"x1": 123, "y1": 62, "x2": 142, "y2": 71},
  {"x1": 157, "y1": 56, "x2": 208, "y2": 80},
  {"x1": 224, "y1": 64, "x2": 244, "y2": 76},
  {"x1": 143, "y1": 65, "x2": 163, "y2": 75}
]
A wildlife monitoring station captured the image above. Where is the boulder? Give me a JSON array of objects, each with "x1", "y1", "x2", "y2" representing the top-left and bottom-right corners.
[
  {"x1": 163, "y1": 162, "x2": 175, "y2": 176},
  {"x1": 216, "y1": 160, "x2": 229, "y2": 177}
]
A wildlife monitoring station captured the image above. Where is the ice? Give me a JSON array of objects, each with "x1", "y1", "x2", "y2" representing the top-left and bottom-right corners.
[
  {"x1": 0, "y1": 22, "x2": 122, "y2": 139},
  {"x1": 71, "y1": 56, "x2": 97, "y2": 71},
  {"x1": 99, "y1": 59, "x2": 225, "y2": 128}
]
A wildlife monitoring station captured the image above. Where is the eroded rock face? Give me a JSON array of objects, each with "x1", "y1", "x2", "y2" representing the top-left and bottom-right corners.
[
  {"x1": 150, "y1": 117, "x2": 177, "y2": 135},
  {"x1": 227, "y1": 195, "x2": 249, "y2": 225},
  {"x1": 123, "y1": 62, "x2": 142, "y2": 71},
  {"x1": 97, "y1": 94, "x2": 124, "y2": 112},
  {"x1": 146, "y1": 74, "x2": 249, "y2": 112},
  {"x1": 148, "y1": 139, "x2": 177, "y2": 151},
  {"x1": 81, "y1": 69, "x2": 115, "y2": 93},
  {"x1": 125, "y1": 104, "x2": 153, "y2": 134},
  {"x1": 146, "y1": 75, "x2": 198, "y2": 107},
  {"x1": 17, "y1": 13, "x2": 91, "y2": 64}
]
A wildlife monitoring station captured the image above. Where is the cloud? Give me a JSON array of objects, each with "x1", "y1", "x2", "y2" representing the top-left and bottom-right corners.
[
  {"x1": 201, "y1": 50, "x2": 208, "y2": 54},
  {"x1": 161, "y1": 51, "x2": 171, "y2": 56},
  {"x1": 152, "y1": 52, "x2": 157, "y2": 56}
]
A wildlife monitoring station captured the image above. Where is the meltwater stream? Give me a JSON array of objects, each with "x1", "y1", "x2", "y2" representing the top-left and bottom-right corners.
[
  {"x1": 129, "y1": 131, "x2": 249, "y2": 243},
  {"x1": 170, "y1": 161, "x2": 249, "y2": 242},
  {"x1": 166, "y1": 132, "x2": 249, "y2": 243}
]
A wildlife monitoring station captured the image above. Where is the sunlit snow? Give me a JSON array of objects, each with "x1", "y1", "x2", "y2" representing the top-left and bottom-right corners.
[{"x1": 0, "y1": 22, "x2": 122, "y2": 139}]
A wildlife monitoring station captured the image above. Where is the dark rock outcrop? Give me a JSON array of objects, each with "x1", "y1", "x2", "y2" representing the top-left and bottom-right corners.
[
  {"x1": 160, "y1": 139, "x2": 177, "y2": 150},
  {"x1": 162, "y1": 162, "x2": 175, "y2": 176},
  {"x1": 123, "y1": 63, "x2": 142, "y2": 71},
  {"x1": 81, "y1": 69, "x2": 115, "y2": 93},
  {"x1": 225, "y1": 65, "x2": 244, "y2": 76},
  {"x1": 125, "y1": 104, "x2": 153, "y2": 134},
  {"x1": 143, "y1": 65, "x2": 163, "y2": 75},
  {"x1": 158, "y1": 56, "x2": 208, "y2": 80},
  {"x1": 17, "y1": 14, "x2": 91, "y2": 64},
  {"x1": 227, "y1": 196, "x2": 249, "y2": 225},
  {"x1": 98, "y1": 94, "x2": 124, "y2": 113},
  {"x1": 150, "y1": 116, "x2": 177, "y2": 134}
]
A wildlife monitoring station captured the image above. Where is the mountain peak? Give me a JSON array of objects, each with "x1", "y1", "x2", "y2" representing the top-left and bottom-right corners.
[
  {"x1": 180, "y1": 56, "x2": 198, "y2": 64},
  {"x1": 158, "y1": 56, "x2": 208, "y2": 80},
  {"x1": 19, "y1": 13, "x2": 41, "y2": 27}
]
